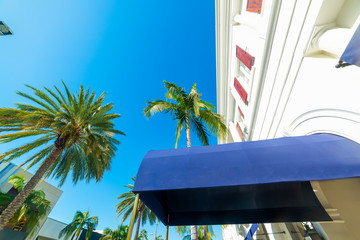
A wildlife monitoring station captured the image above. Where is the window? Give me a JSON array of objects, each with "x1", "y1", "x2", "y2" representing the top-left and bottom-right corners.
[{"x1": 246, "y1": 0, "x2": 263, "y2": 13}]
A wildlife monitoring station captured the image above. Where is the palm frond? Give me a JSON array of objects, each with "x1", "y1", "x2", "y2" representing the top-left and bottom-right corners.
[
  {"x1": 25, "y1": 85, "x2": 61, "y2": 112},
  {"x1": 188, "y1": 83, "x2": 201, "y2": 117},
  {"x1": 163, "y1": 81, "x2": 187, "y2": 103},
  {"x1": 199, "y1": 110, "x2": 227, "y2": 140},
  {"x1": 189, "y1": 116, "x2": 210, "y2": 146},
  {"x1": 7, "y1": 174, "x2": 25, "y2": 191},
  {"x1": 175, "y1": 118, "x2": 185, "y2": 149},
  {"x1": 144, "y1": 100, "x2": 178, "y2": 118},
  {"x1": 0, "y1": 135, "x2": 56, "y2": 162},
  {"x1": 16, "y1": 90, "x2": 56, "y2": 114},
  {"x1": 116, "y1": 177, "x2": 158, "y2": 226}
]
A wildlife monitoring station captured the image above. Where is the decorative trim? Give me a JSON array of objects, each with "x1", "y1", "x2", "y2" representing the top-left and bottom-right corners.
[
  {"x1": 236, "y1": 46, "x2": 255, "y2": 70},
  {"x1": 246, "y1": 0, "x2": 263, "y2": 13},
  {"x1": 305, "y1": 23, "x2": 336, "y2": 57},
  {"x1": 234, "y1": 77, "x2": 248, "y2": 105},
  {"x1": 238, "y1": 106, "x2": 245, "y2": 119},
  {"x1": 284, "y1": 109, "x2": 360, "y2": 144},
  {"x1": 236, "y1": 122, "x2": 244, "y2": 139}
]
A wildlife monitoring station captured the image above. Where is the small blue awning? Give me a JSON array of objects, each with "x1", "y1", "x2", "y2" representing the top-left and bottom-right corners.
[
  {"x1": 245, "y1": 224, "x2": 258, "y2": 240},
  {"x1": 337, "y1": 24, "x2": 360, "y2": 68},
  {"x1": 133, "y1": 134, "x2": 360, "y2": 226}
]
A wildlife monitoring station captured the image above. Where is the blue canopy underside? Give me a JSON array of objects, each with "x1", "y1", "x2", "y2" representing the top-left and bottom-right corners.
[
  {"x1": 133, "y1": 134, "x2": 360, "y2": 226},
  {"x1": 340, "y1": 24, "x2": 360, "y2": 67}
]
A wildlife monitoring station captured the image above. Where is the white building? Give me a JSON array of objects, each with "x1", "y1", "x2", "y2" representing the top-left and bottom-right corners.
[{"x1": 215, "y1": 0, "x2": 360, "y2": 239}]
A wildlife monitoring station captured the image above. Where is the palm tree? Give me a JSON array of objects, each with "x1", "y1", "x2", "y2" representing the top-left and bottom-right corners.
[
  {"x1": 116, "y1": 177, "x2": 157, "y2": 240},
  {"x1": 0, "y1": 82, "x2": 124, "y2": 229},
  {"x1": 138, "y1": 229, "x2": 148, "y2": 240},
  {"x1": 59, "y1": 210, "x2": 98, "y2": 240},
  {"x1": 176, "y1": 226, "x2": 190, "y2": 240},
  {"x1": 176, "y1": 226, "x2": 215, "y2": 240},
  {"x1": 0, "y1": 174, "x2": 51, "y2": 238},
  {"x1": 198, "y1": 225, "x2": 215, "y2": 240},
  {"x1": 7, "y1": 174, "x2": 26, "y2": 191},
  {"x1": 144, "y1": 81, "x2": 227, "y2": 239},
  {"x1": 144, "y1": 81, "x2": 227, "y2": 148},
  {"x1": 100, "y1": 224, "x2": 129, "y2": 240}
]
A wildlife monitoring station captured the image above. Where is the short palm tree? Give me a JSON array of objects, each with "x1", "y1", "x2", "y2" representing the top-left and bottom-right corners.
[
  {"x1": 100, "y1": 224, "x2": 129, "y2": 240},
  {"x1": 59, "y1": 210, "x2": 98, "y2": 240},
  {"x1": 116, "y1": 177, "x2": 157, "y2": 240},
  {"x1": 176, "y1": 226, "x2": 190, "y2": 240},
  {"x1": 198, "y1": 225, "x2": 215, "y2": 240},
  {"x1": 0, "y1": 82, "x2": 124, "y2": 229},
  {"x1": 144, "y1": 81, "x2": 227, "y2": 239},
  {"x1": 0, "y1": 174, "x2": 51, "y2": 239},
  {"x1": 176, "y1": 226, "x2": 215, "y2": 240},
  {"x1": 138, "y1": 229, "x2": 148, "y2": 240},
  {"x1": 7, "y1": 174, "x2": 26, "y2": 191}
]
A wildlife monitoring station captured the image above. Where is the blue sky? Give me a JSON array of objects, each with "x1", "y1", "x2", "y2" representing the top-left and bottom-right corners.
[{"x1": 0, "y1": 0, "x2": 222, "y2": 239}]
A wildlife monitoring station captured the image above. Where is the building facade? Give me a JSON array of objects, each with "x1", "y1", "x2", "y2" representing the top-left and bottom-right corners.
[
  {"x1": 215, "y1": 0, "x2": 360, "y2": 239},
  {"x1": 35, "y1": 217, "x2": 103, "y2": 240},
  {"x1": 0, "y1": 162, "x2": 103, "y2": 240},
  {"x1": 0, "y1": 162, "x2": 63, "y2": 240}
]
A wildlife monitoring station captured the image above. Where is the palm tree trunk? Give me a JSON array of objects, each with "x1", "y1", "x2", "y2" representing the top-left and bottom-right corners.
[
  {"x1": 185, "y1": 117, "x2": 191, "y2": 148},
  {"x1": 191, "y1": 226, "x2": 198, "y2": 240},
  {"x1": 203, "y1": 225, "x2": 208, "y2": 240},
  {"x1": 0, "y1": 146, "x2": 63, "y2": 230},
  {"x1": 75, "y1": 231, "x2": 81, "y2": 240},
  {"x1": 134, "y1": 209, "x2": 143, "y2": 240},
  {"x1": 185, "y1": 117, "x2": 198, "y2": 240},
  {"x1": 126, "y1": 194, "x2": 139, "y2": 240},
  {"x1": 166, "y1": 224, "x2": 169, "y2": 240},
  {"x1": 154, "y1": 222, "x2": 158, "y2": 240}
]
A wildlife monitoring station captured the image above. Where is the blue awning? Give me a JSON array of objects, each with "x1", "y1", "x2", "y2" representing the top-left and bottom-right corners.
[
  {"x1": 133, "y1": 134, "x2": 360, "y2": 226},
  {"x1": 245, "y1": 224, "x2": 258, "y2": 240},
  {"x1": 337, "y1": 24, "x2": 360, "y2": 68}
]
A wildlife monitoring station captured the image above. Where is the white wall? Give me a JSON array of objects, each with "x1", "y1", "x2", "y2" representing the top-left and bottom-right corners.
[
  {"x1": 217, "y1": 0, "x2": 360, "y2": 239},
  {"x1": 36, "y1": 218, "x2": 68, "y2": 240}
]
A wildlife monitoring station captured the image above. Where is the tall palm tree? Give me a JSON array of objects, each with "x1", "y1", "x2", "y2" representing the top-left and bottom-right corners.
[
  {"x1": 116, "y1": 177, "x2": 157, "y2": 240},
  {"x1": 0, "y1": 174, "x2": 51, "y2": 238},
  {"x1": 59, "y1": 210, "x2": 98, "y2": 240},
  {"x1": 100, "y1": 224, "x2": 129, "y2": 240},
  {"x1": 144, "y1": 81, "x2": 227, "y2": 239},
  {"x1": 0, "y1": 82, "x2": 124, "y2": 229}
]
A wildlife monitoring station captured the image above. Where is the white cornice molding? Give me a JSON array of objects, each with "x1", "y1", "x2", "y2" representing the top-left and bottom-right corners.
[
  {"x1": 283, "y1": 108, "x2": 360, "y2": 144},
  {"x1": 215, "y1": 0, "x2": 233, "y2": 144}
]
